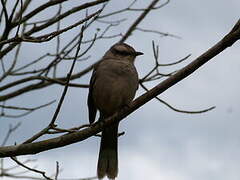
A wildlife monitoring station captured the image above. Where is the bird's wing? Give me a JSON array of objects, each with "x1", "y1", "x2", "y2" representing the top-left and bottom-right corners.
[{"x1": 88, "y1": 68, "x2": 97, "y2": 124}]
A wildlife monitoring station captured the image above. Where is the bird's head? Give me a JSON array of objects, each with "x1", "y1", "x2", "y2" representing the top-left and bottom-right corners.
[{"x1": 103, "y1": 43, "x2": 143, "y2": 62}]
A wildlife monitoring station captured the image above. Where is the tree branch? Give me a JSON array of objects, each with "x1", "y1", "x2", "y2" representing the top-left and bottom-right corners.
[{"x1": 119, "y1": 0, "x2": 162, "y2": 43}]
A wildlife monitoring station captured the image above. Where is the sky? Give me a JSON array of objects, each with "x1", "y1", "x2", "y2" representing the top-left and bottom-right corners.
[{"x1": 1, "y1": 0, "x2": 240, "y2": 180}]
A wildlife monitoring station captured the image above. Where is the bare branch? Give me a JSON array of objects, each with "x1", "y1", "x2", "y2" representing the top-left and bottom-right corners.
[
  {"x1": 49, "y1": 26, "x2": 84, "y2": 126},
  {"x1": 54, "y1": 161, "x2": 59, "y2": 180},
  {"x1": 120, "y1": 0, "x2": 162, "y2": 43},
  {"x1": 0, "y1": 0, "x2": 9, "y2": 24},
  {"x1": 12, "y1": 0, "x2": 74, "y2": 26},
  {"x1": 48, "y1": 124, "x2": 90, "y2": 134},
  {"x1": 13, "y1": 0, "x2": 32, "y2": 22},
  {"x1": 0, "y1": 10, "x2": 101, "y2": 45},
  {"x1": 158, "y1": 54, "x2": 191, "y2": 66},
  {"x1": 136, "y1": 27, "x2": 181, "y2": 39},
  {"x1": 23, "y1": 26, "x2": 85, "y2": 144},
  {"x1": 140, "y1": 82, "x2": 215, "y2": 114},
  {"x1": 8, "y1": 0, "x2": 20, "y2": 22},
  {"x1": 4, "y1": 159, "x2": 37, "y2": 172},
  {"x1": 0, "y1": 100, "x2": 55, "y2": 118},
  {"x1": 10, "y1": 157, "x2": 53, "y2": 180},
  {"x1": 1, "y1": 123, "x2": 21, "y2": 146},
  {"x1": 0, "y1": 0, "x2": 109, "y2": 59},
  {"x1": 0, "y1": 29, "x2": 23, "y2": 81},
  {"x1": 0, "y1": 62, "x2": 96, "y2": 102}
]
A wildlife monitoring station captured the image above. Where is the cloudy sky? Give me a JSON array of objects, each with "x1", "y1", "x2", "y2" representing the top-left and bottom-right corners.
[{"x1": 1, "y1": 0, "x2": 240, "y2": 180}]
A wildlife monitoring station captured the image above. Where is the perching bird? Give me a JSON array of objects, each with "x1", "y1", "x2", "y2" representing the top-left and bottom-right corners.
[{"x1": 87, "y1": 43, "x2": 143, "y2": 179}]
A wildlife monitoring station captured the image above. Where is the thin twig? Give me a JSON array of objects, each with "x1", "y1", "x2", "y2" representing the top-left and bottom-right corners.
[
  {"x1": 23, "y1": 26, "x2": 85, "y2": 144},
  {"x1": 49, "y1": 26, "x2": 84, "y2": 126},
  {"x1": 136, "y1": 27, "x2": 181, "y2": 39},
  {"x1": 1, "y1": 123, "x2": 21, "y2": 146},
  {"x1": 10, "y1": 157, "x2": 53, "y2": 180},
  {"x1": 140, "y1": 82, "x2": 215, "y2": 114},
  {"x1": 0, "y1": 100, "x2": 55, "y2": 118},
  {"x1": 120, "y1": 0, "x2": 161, "y2": 43}
]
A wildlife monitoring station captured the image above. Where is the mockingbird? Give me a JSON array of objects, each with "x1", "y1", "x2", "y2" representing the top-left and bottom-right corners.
[{"x1": 88, "y1": 43, "x2": 143, "y2": 179}]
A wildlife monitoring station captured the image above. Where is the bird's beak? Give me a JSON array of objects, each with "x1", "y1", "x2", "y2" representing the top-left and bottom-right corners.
[{"x1": 134, "y1": 51, "x2": 144, "y2": 56}]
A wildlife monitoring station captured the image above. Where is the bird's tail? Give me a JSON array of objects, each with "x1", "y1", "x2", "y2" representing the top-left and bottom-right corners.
[{"x1": 97, "y1": 123, "x2": 118, "y2": 179}]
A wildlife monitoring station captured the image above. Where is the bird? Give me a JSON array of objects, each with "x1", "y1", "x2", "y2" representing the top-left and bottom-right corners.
[{"x1": 87, "y1": 43, "x2": 143, "y2": 179}]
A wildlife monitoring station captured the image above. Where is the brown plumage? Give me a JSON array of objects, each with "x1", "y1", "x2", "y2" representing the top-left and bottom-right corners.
[{"x1": 87, "y1": 43, "x2": 143, "y2": 179}]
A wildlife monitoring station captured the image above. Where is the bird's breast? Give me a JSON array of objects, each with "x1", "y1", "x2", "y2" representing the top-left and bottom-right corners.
[{"x1": 92, "y1": 60, "x2": 138, "y2": 115}]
